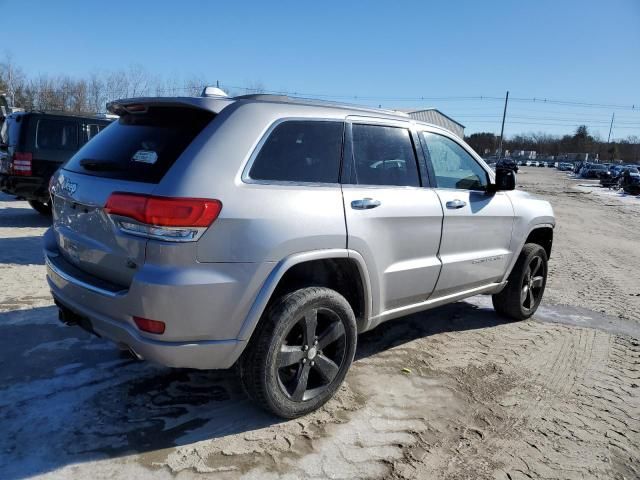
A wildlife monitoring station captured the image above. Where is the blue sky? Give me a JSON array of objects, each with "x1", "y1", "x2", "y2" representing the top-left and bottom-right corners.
[{"x1": 2, "y1": 0, "x2": 639, "y2": 139}]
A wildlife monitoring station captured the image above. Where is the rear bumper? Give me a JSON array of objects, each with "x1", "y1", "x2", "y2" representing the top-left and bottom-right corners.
[
  {"x1": 43, "y1": 228, "x2": 268, "y2": 370},
  {"x1": 0, "y1": 174, "x2": 49, "y2": 201},
  {"x1": 52, "y1": 293, "x2": 245, "y2": 369}
]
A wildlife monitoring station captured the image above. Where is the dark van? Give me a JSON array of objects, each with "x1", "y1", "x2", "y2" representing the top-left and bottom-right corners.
[{"x1": 0, "y1": 112, "x2": 112, "y2": 214}]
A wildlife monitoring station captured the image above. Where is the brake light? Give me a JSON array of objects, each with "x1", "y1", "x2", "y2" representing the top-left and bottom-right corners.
[
  {"x1": 12, "y1": 152, "x2": 32, "y2": 176},
  {"x1": 104, "y1": 192, "x2": 222, "y2": 241},
  {"x1": 133, "y1": 316, "x2": 165, "y2": 334}
]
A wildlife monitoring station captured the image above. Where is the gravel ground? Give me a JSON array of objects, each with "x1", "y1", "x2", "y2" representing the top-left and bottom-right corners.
[{"x1": 0, "y1": 168, "x2": 638, "y2": 479}]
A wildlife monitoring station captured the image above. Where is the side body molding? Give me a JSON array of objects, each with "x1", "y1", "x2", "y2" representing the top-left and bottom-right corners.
[{"x1": 237, "y1": 249, "x2": 373, "y2": 341}]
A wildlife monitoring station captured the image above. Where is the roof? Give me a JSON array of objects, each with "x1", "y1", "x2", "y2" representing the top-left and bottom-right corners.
[
  {"x1": 104, "y1": 94, "x2": 470, "y2": 139},
  {"x1": 233, "y1": 94, "x2": 411, "y2": 118},
  {"x1": 108, "y1": 93, "x2": 412, "y2": 122}
]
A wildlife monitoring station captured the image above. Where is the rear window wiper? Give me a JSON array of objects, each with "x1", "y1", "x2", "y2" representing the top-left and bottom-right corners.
[{"x1": 79, "y1": 159, "x2": 124, "y2": 171}]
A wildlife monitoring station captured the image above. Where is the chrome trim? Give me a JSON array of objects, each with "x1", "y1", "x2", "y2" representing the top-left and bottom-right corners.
[{"x1": 45, "y1": 255, "x2": 127, "y2": 298}]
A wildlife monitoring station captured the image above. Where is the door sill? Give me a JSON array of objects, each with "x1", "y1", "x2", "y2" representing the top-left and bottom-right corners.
[{"x1": 365, "y1": 282, "x2": 506, "y2": 331}]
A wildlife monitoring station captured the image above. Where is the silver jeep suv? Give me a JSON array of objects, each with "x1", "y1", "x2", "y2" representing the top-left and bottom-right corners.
[{"x1": 45, "y1": 92, "x2": 555, "y2": 418}]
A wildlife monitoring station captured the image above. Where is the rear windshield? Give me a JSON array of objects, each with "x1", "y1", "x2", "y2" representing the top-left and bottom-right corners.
[{"x1": 64, "y1": 107, "x2": 215, "y2": 183}]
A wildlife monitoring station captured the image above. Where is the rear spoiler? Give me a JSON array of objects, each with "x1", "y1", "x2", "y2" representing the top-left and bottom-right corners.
[{"x1": 107, "y1": 96, "x2": 235, "y2": 116}]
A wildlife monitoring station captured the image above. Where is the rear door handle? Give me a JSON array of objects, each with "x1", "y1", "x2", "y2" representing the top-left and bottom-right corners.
[
  {"x1": 351, "y1": 198, "x2": 381, "y2": 210},
  {"x1": 446, "y1": 199, "x2": 467, "y2": 209}
]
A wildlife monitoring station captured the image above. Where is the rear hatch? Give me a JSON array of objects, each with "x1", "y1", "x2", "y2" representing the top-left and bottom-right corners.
[{"x1": 51, "y1": 105, "x2": 216, "y2": 287}]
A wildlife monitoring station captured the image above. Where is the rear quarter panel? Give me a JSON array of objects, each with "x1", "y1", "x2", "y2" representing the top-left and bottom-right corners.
[{"x1": 154, "y1": 101, "x2": 348, "y2": 263}]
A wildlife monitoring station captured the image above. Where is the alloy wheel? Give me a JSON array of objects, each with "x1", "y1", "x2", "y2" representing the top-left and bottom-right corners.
[
  {"x1": 275, "y1": 307, "x2": 347, "y2": 402},
  {"x1": 521, "y1": 255, "x2": 545, "y2": 312}
]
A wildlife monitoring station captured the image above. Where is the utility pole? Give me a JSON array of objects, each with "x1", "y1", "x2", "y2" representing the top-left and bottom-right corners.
[
  {"x1": 497, "y1": 91, "x2": 509, "y2": 159},
  {"x1": 607, "y1": 112, "x2": 615, "y2": 143}
]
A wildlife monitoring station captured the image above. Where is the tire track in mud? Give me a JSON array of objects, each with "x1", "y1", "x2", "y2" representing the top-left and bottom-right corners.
[
  {"x1": 494, "y1": 328, "x2": 640, "y2": 480},
  {"x1": 378, "y1": 317, "x2": 638, "y2": 480}
]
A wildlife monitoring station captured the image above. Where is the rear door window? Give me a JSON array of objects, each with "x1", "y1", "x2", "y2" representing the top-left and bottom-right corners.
[
  {"x1": 64, "y1": 107, "x2": 215, "y2": 183},
  {"x1": 351, "y1": 124, "x2": 420, "y2": 187},
  {"x1": 36, "y1": 119, "x2": 79, "y2": 151},
  {"x1": 248, "y1": 120, "x2": 344, "y2": 183}
]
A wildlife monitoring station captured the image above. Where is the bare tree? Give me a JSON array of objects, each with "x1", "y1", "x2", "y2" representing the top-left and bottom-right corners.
[
  {"x1": 0, "y1": 53, "x2": 26, "y2": 106},
  {"x1": 87, "y1": 72, "x2": 105, "y2": 112},
  {"x1": 127, "y1": 64, "x2": 151, "y2": 97}
]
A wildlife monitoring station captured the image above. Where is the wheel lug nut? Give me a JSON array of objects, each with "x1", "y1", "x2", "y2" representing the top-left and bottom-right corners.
[
  {"x1": 310, "y1": 361, "x2": 315, "y2": 366},
  {"x1": 314, "y1": 339, "x2": 318, "y2": 345},
  {"x1": 303, "y1": 345, "x2": 308, "y2": 351},
  {"x1": 302, "y1": 358, "x2": 307, "y2": 363}
]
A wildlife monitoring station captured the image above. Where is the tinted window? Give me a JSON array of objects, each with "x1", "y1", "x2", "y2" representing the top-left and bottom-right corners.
[
  {"x1": 421, "y1": 132, "x2": 488, "y2": 190},
  {"x1": 65, "y1": 107, "x2": 214, "y2": 183},
  {"x1": 36, "y1": 119, "x2": 78, "y2": 151},
  {"x1": 351, "y1": 124, "x2": 420, "y2": 187},
  {"x1": 249, "y1": 121, "x2": 343, "y2": 183}
]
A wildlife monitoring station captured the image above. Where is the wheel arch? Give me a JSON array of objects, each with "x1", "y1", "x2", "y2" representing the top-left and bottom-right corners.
[
  {"x1": 525, "y1": 225, "x2": 553, "y2": 258},
  {"x1": 501, "y1": 223, "x2": 554, "y2": 285},
  {"x1": 237, "y1": 249, "x2": 372, "y2": 342}
]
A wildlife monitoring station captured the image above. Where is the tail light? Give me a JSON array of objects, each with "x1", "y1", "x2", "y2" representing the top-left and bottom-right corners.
[
  {"x1": 12, "y1": 152, "x2": 32, "y2": 176},
  {"x1": 104, "y1": 192, "x2": 222, "y2": 242},
  {"x1": 133, "y1": 316, "x2": 165, "y2": 334}
]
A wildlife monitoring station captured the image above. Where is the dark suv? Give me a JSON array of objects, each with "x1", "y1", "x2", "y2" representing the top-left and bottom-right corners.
[{"x1": 0, "y1": 112, "x2": 112, "y2": 214}]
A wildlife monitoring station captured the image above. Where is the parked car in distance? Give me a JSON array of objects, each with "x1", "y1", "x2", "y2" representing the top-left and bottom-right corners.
[
  {"x1": 599, "y1": 165, "x2": 629, "y2": 187},
  {"x1": 620, "y1": 167, "x2": 640, "y2": 195},
  {"x1": 0, "y1": 111, "x2": 112, "y2": 214},
  {"x1": 45, "y1": 92, "x2": 555, "y2": 418},
  {"x1": 539, "y1": 161, "x2": 547, "y2": 167},
  {"x1": 557, "y1": 162, "x2": 574, "y2": 171},
  {"x1": 580, "y1": 163, "x2": 608, "y2": 179}
]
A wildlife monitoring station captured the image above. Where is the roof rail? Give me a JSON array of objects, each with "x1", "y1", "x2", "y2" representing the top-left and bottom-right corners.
[{"x1": 233, "y1": 93, "x2": 409, "y2": 117}]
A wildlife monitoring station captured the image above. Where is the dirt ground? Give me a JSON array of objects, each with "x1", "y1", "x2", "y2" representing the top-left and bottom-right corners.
[{"x1": 0, "y1": 168, "x2": 638, "y2": 479}]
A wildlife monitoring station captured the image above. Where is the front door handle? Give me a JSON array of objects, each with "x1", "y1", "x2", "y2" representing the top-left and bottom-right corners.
[
  {"x1": 351, "y1": 198, "x2": 381, "y2": 210},
  {"x1": 446, "y1": 199, "x2": 467, "y2": 209}
]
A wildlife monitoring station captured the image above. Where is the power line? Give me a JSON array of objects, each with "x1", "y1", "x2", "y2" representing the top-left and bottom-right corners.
[
  {"x1": 469, "y1": 120, "x2": 639, "y2": 129},
  {"x1": 152, "y1": 82, "x2": 639, "y2": 111}
]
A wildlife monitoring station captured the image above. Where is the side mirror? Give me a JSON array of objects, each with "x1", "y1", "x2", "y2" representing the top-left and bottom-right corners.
[{"x1": 490, "y1": 167, "x2": 516, "y2": 192}]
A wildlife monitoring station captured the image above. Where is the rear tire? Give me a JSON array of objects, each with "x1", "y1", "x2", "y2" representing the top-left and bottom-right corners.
[
  {"x1": 28, "y1": 200, "x2": 52, "y2": 215},
  {"x1": 240, "y1": 287, "x2": 357, "y2": 419},
  {"x1": 492, "y1": 243, "x2": 548, "y2": 321}
]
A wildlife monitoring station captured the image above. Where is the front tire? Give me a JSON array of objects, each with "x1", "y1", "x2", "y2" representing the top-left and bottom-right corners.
[
  {"x1": 240, "y1": 287, "x2": 357, "y2": 418},
  {"x1": 28, "y1": 200, "x2": 52, "y2": 215},
  {"x1": 492, "y1": 243, "x2": 548, "y2": 321}
]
